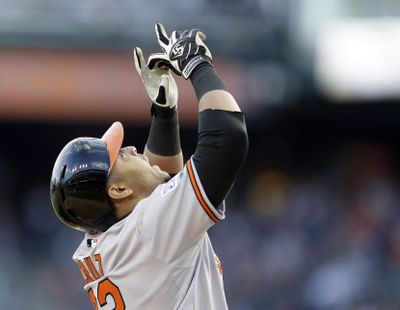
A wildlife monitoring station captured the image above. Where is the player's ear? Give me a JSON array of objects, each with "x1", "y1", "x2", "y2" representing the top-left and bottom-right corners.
[{"x1": 107, "y1": 182, "x2": 133, "y2": 200}]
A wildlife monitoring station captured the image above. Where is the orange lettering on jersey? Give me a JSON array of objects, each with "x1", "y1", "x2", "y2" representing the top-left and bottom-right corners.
[
  {"x1": 88, "y1": 288, "x2": 99, "y2": 310},
  {"x1": 77, "y1": 260, "x2": 94, "y2": 284},
  {"x1": 77, "y1": 254, "x2": 105, "y2": 284},
  {"x1": 94, "y1": 254, "x2": 104, "y2": 277},
  {"x1": 85, "y1": 257, "x2": 101, "y2": 280}
]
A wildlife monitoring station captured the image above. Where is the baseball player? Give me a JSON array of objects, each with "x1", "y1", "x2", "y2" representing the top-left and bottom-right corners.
[{"x1": 50, "y1": 23, "x2": 248, "y2": 309}]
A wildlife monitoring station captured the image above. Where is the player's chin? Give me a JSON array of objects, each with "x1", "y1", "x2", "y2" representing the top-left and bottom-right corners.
[
  {"x1": 163, "y1": 173, "x2": 172, "y2": 183},
  {"x1": 152, "y1": 165, "x2": 170, "y2": 181},
  {"x1": 160, "y1": 170, "x2": 171, "y2": 182}
]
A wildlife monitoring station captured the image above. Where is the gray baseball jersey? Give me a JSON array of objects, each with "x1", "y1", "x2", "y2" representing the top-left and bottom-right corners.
[{"x1": 73, "y1": 158, "x2": 228, "y2": 309}]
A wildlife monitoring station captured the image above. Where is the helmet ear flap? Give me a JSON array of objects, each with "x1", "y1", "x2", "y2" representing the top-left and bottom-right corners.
[{"x1": 50, "y1": 138, "x2": 118, "y2": 233}]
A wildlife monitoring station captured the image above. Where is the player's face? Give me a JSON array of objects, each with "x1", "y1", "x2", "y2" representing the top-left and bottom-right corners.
[{"x1": 108, "y1": 146, "x2": 170, "y2": 199}]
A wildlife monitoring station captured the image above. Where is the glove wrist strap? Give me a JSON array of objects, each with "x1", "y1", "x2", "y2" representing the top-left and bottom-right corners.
[{"x1": 182, "y1": 55, "x2": 212, "y2": 79}]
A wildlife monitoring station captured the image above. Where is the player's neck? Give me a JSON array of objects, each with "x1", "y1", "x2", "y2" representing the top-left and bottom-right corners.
[
  {"x1": 112, "y1": 183, "x2": 160, "y2": 219},
  {"x1": 113, "y1": 197, "x2": 138, "y2": 219}
]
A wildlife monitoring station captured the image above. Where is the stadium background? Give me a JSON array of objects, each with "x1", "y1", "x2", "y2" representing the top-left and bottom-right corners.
[{"x1": 1, "y1": 0, "x2": 400, "y2": 309}]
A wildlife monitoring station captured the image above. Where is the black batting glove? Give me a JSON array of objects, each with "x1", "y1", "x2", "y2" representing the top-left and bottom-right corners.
[{"x1": 148, "y1": 23, "x2": 213, "y2": 79}]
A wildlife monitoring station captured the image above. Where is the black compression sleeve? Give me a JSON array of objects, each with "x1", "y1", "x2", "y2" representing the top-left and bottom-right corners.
[
  {"x1": 145, "y1": 103, "x2": 181, "y2": 156},
  {"x1": 190, "y1": 64, "x2": 226, "y2": 100},
  {"x1": 193, "y1": 110, "x2": 248, "y2": 207}
]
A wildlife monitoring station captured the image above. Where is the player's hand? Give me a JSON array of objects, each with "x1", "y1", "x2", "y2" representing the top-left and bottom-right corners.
[
  {"x1": 148, "y1": 23, "x2": 213, "y2": 79},
  {"x1": 134, "y1": 47, "x2": 178, "y2": 109}
]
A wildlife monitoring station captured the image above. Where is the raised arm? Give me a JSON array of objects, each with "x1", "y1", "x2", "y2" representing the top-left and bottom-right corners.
[
  {"x1": 150, "y1": 24, "x2": 248, "y2": 206},
  {"x1": 190, "y1": 65, "x2": 248, "y2": 206},
  {"x1": 133, "y1": 47, "x2": 183, "y2": 174}
]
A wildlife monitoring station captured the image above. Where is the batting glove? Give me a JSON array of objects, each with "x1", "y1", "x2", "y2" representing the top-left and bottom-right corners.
[
  {"x1": 148, "y1": 23, "x2": 213, "y2": 79},
  {"x1": 134, "y1": 47, "x2": 178, "y2": 109}
]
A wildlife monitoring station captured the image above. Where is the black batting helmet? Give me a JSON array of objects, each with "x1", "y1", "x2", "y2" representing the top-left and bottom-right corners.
[{"x1": 50, "y1": 122, "x2": 124, "y2": 233}]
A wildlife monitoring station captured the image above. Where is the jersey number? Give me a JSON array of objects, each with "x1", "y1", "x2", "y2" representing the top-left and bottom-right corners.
[{"x1": 88, "y1": 278, "x2": 126, "y2": 310}]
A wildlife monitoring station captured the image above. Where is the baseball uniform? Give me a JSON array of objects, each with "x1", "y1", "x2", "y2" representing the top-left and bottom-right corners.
[{"x1": 73, "y1": 157, "x2": 228, "y2": 310}]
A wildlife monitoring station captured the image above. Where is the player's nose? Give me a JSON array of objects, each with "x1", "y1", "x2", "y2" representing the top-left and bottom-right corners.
[
  {"x1": 121, "y1": 146, "x2": 138, "y2": 156},
  {"x1": 128, "y1": 146, "x2": 138, "y2": 156}
]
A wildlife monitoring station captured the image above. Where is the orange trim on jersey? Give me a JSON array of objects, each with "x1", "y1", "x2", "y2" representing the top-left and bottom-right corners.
[{"x1": 187, "y1": 159, "x2": 219, "y2": 222}]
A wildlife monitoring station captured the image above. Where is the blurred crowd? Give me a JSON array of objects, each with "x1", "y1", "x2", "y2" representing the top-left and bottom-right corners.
[
  {"x1": 1, "y1": 129, "x2": 400, "y2": 309},
  {"x1": 212, "y1": 140, "x2": 400, "y2": 309}
]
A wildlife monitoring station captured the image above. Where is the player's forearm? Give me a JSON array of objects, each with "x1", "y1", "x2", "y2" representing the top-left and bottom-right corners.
[
  {"x1": 198, "y1": 90, "x2": 240, "y2": 113},
  {"x1": 190, "y1": 64, "x2": 241, "y2": 113},
  {"x1": 145, "y1": 104, "x2": 184, "y2": 174},
  {"x1": 144, "y1": 149, "x2": 183, "y2": 174}
]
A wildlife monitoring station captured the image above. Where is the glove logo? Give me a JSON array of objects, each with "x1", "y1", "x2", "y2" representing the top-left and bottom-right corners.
[{"x1": 170, "y1": 42, "x2": 186, "y2": 60}]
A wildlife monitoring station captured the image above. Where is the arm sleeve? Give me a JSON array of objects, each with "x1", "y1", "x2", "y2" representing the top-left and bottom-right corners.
[
  {"x1": 145, "y1": 103, "x2": 181, "y2": 156},
  {"x1": 193, "y1": 109, "x2": 248, "y2": 207}
]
